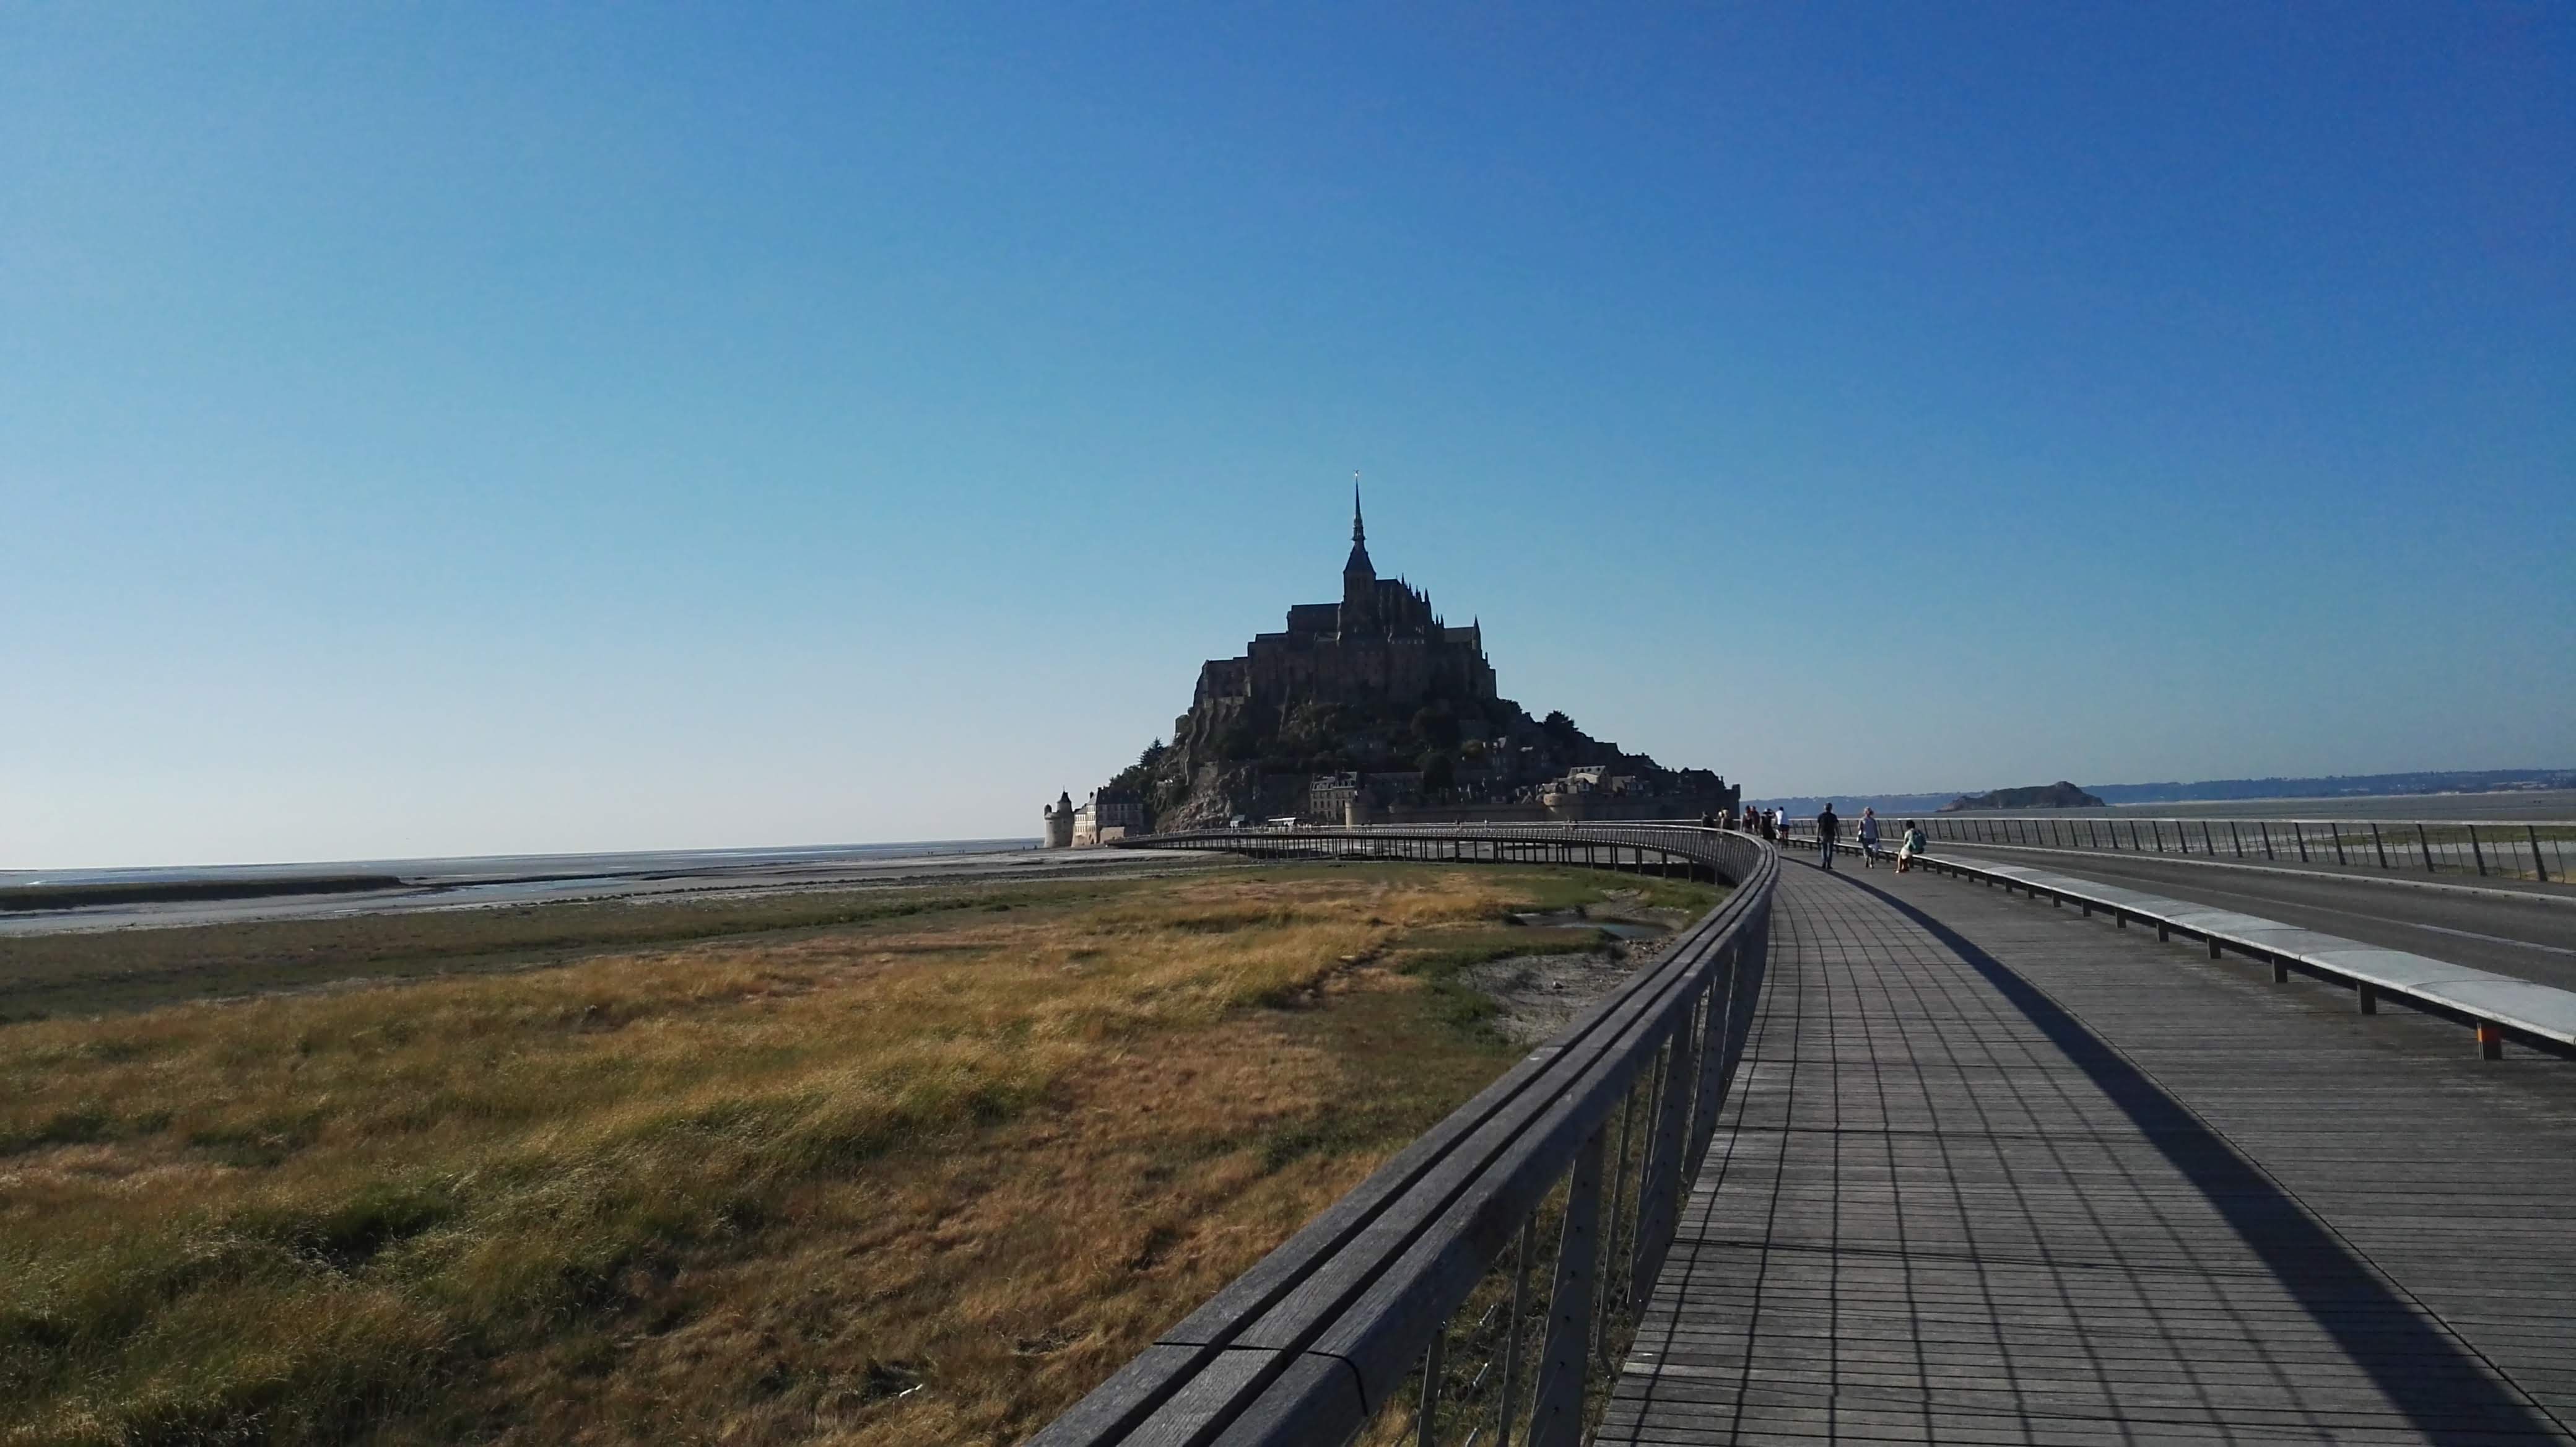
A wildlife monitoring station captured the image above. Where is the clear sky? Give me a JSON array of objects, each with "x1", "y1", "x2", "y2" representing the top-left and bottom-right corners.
[{"x1": 5, "y1": 4, "x2": 2570, "y2": 868}]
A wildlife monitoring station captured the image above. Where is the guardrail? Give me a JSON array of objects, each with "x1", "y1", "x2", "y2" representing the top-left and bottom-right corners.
[
  {"x1": 1034, "y1": 823, "x2": 1777, "y2": 1447},
  {"x1": 1776, "y1": 835, "x2": 2574, "y2": 1062},
  {"x1": 1777, "y1": 813, "x2": 2574, "y2": 885}
]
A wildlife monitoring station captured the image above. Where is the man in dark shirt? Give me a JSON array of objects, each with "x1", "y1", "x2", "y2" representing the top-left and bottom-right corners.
[{"x1": 1816, "y1": 802, "x2": 1842, "y2": 871}]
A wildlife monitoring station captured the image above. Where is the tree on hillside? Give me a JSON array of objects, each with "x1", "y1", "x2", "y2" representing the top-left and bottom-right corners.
[{"x1": 1419, "y1": 751, "x2": 1457, "y2": 793}]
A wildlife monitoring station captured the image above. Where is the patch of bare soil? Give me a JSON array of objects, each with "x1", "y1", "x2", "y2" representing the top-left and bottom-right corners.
[{"x1": 1462, "y1": 898, "x2": 1692, "y2": 1046}]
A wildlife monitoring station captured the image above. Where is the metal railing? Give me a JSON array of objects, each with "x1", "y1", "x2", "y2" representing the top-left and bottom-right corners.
[
  {"x1": 1033, "y1": 823, "x2": 1777, "y2": 1447},
  {"x1": 1776, "y1": 813, "x2": 2575, "y2": 886},
  {"x1": 1805, "y1": 839, "x2": 2576, "y2": 1062}
]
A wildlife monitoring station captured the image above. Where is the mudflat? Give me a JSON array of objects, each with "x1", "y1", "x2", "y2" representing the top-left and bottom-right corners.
[{"x1": 0, "y1": 855, "x2": 1232, "y2": 1021}]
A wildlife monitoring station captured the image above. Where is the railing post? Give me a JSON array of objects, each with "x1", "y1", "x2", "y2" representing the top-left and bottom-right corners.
[
  {"x1": 1497, "y1": 1218, "x2": 1534, "y2": 1447},
  {"x1": 1416, "y1": 1327, "x2": 1447, "y2": 1447},
  {"x1": 2229, "y1": 820, "x2": 2243, "y2": 857},
  {"x1": 2372, "y1": 822, "x2": 2388, "y2": 869},
  {"x1": 2469, "y1": 825, "x2": 2487, "y2": 877},
  {"x1": 2260, "y1": 820, "x2": 2273, "y2": 859},
  {"x1": 1684, "y1": 973, "x2": 1734, "y2": 1175},
  {"x1": 2201, "y1": 821, "x2": 2216, "y2": 855},
  {"x1": 1527, "y1": 1128, "x2": 1606, "y2": 1447},
  {"x1": 1595, "y1": 1091, "x2": 1640, "y2": 1366},
  {"x1": 2419, "y1": 822, "x2": 2435, "y2": 873},
  {"x1": 2293, "y1": 822, "x2": 2309, "y2": 862},
  {"x1": 1630, "y1": 1015, "x2": 1699, "y2": 1309},
  {"x1": 2531, "y1": 825, "x2": 2551, "y2": 884}
]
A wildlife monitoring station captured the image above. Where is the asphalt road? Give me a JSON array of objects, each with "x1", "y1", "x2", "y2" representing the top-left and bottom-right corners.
[{"x1": 1933, "y1": 843, "x2": 2576, "y2": 990}]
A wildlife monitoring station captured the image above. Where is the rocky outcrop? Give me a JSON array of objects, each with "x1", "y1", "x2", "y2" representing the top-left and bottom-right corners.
[{"x1": 1940, "y1": 780, "x2": 2107, "y2": 812}]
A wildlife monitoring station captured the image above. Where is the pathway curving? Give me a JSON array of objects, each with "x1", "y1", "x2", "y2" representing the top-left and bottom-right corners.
[{"x1": 1600, "y1": 859, "x2": 2576, "y2": 1445}]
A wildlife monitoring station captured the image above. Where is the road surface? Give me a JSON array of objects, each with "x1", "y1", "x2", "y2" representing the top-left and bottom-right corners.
[{"x1": 1935, "y1": 841, "x2": 2576, "y2": 989}]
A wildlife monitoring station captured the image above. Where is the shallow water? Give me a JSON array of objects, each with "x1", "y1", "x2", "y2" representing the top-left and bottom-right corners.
[
  {"x1": 0, "y1": 839, "x2": 1206, "y2": 937},
  {"x1": 1, "y1": 838, "x2": 1040, "y2": 892}
]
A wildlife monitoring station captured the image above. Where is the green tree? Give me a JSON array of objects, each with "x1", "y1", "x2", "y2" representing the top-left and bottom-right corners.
[{"x1": 1419, "y1": 750, "x2": 1456, "y2": 793}]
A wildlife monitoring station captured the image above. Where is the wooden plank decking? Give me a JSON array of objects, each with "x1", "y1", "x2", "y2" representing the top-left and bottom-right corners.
[{"x1": 1598, "y1": 860, "x2": 2576, "y2": 1445}]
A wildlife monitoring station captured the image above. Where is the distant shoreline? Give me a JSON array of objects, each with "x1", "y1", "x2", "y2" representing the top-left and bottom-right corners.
[
  {"x1": 0, "y1": 837, "x2": 1042, "y2": 891},
  {"x1": 0, "y1": 838, "x2": 1221, "y2": 940},
  {"x1": 1747, "y1": 787, "x2": 2576, "y2": 824},
  {"x1": 0, "y1": 875, "x2": 408, "y2": 914}
]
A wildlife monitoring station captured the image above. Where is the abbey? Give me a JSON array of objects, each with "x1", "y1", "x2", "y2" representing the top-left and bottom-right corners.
[
  {"x1": 1176, "y1": 489, "x2": 1495, "y2": 761},
  {"x1": 1045, "y1": 486, "x2": 1736, "y2": 841}
]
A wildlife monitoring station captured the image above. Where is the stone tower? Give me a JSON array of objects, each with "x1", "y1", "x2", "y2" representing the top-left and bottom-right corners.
[
  {"x1": 1042, "y1": 790, "x2": 1076, "y2": 849},
  {"x1": 1339, "y1": 480, "x2": 1376, "y2": 631}
]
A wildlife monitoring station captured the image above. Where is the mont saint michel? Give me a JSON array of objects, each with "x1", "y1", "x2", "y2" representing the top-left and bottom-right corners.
[{"x1": 1045, "y1": 489, "x2": 1738, "y2": 844}]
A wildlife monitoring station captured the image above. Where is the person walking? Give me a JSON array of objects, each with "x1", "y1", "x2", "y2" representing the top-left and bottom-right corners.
[
  {"x1": 1858, "y1": 807, "x2": 1881, "y2": 867},
  {"x1": 1897, "y1": 820, "x2": 1929, "y2": 873},
  {"x1": 1816, "y1": 802, "x2": 1842, "y2": 871}
]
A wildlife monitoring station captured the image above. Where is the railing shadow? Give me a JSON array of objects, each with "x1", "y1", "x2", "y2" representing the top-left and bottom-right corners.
[{"x1": 1834, "y1": 868, "x2": 2558, "y2": 1444}]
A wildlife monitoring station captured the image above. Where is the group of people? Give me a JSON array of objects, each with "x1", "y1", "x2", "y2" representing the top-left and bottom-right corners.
[
  {"x1": 1805, "y1": 803, "x2": 1930, "y2": 873},
  {"x1": 1707, "y1": 806, "x2": 1926, "y2": 872},
  {"x1": 1717, "y1": 805, "x2": 1794, "y2": 844}
]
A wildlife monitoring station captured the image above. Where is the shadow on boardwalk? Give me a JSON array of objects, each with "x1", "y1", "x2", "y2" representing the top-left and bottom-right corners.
[{"x1": 1837, "y1": 868, "x2": 2558, "y2": 1443}]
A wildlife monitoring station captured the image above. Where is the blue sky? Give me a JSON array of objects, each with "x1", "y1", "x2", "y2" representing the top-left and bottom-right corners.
[{"x1": 5, "y1": 4, "x2": 2570, "y2": 867}]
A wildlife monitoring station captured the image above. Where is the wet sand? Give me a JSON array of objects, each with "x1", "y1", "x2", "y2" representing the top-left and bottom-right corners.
[{"x1": 0, "y1": 846, "x2": 1216, "y2": 938}]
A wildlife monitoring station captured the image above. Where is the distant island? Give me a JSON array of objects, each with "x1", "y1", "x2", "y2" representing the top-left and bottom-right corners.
[
  {"x1": 1940, "y1": 781, "x2": 2105, "y2": 813},
  {"x1": 1044, "y1": 489, "x2": 1737, "y2": 843}
]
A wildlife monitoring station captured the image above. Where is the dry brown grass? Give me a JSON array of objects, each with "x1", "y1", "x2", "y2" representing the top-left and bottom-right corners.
[{"x1": 1, "y1": 864, "x2": 1710, "y2": 1446}]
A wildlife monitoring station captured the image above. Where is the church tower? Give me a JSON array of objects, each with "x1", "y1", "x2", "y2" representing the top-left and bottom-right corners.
[{"x1": 1340, "y1": 478, "x2": 1377, "y2": 630}]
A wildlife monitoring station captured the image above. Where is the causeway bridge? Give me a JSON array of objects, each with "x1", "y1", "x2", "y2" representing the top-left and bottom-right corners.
[{"x1": 1035, "y1": 821, "x2": 2576, "y2": 1446}]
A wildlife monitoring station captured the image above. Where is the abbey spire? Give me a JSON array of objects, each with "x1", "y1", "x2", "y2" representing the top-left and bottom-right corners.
[{"x1": 1342, "y1": 473, "x2": 1377, "y2": 611}]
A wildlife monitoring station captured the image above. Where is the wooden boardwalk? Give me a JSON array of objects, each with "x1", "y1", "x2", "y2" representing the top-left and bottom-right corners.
[{"x1": 1599, "y1": 859, "x2": 2576, "y2": 1445}]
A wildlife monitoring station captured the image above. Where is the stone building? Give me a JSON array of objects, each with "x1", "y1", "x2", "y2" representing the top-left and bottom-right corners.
[
  {"x1": 1067, "y1": 787, "x2": 1145, "y2": 847},
  {"x1": 1174, "y1": 487, "x2": 1496, "y2": 764},
  {"x1": 1042, "y1": 791, "x2": 1076, "y2": 849},
  {"x1": 1308, "y1": 770, "x2": 1425, "y2": 826}
]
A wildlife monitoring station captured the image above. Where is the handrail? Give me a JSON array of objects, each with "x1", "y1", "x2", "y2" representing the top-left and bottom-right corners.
[
  {"x1": 1033, "y1": 823, "x2": 1778, "y2": 1447},
  {"x1": 1770, "y1": 812, "x2": 2573, "y2": 886},
  {"x1": 1780, "y1": 835, "x2": 2575, "y2": 1062}
]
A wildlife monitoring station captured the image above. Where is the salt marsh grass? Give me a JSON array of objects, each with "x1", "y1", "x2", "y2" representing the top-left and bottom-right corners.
[{"x1": 2, "y1": 865, "x2": 1717, "y2": 1445}]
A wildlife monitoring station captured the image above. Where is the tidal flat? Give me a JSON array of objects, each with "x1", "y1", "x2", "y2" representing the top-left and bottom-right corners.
[{"x1": 0, "y1": 862, "x2": 1720, "y2": 1446}]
